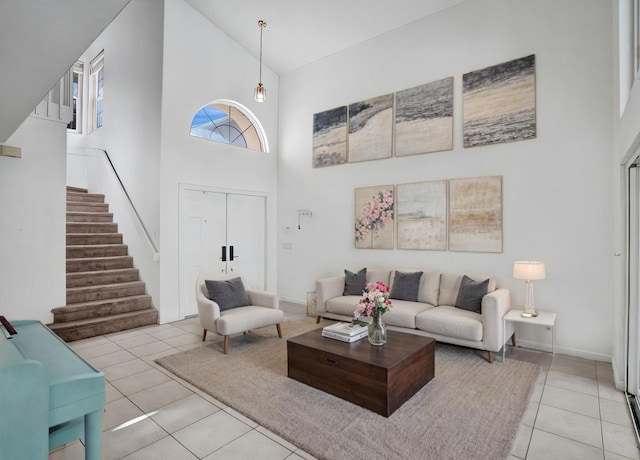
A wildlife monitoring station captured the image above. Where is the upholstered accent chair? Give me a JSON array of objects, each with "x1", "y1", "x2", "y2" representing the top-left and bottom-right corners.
[{"x1": 195, "y1": 272, "x2": 284, "y2": 354}]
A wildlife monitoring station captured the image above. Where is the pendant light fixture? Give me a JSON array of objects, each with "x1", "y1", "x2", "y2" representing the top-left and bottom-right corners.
[{"x1": 254, "y1": 19, "x2": 267, "y2": 103}]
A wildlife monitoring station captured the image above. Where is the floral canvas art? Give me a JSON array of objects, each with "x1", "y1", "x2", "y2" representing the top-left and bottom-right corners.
[{"x1": 354, "y1": 185, "x2": 394, "y2": 249}]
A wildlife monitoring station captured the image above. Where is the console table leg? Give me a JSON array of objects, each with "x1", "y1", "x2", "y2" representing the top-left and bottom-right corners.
[{"x1": 84, "y1": 409, "x2": 102, "y2": 460}]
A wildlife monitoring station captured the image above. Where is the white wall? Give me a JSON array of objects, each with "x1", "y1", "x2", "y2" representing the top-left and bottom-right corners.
[
  {"x1": 278, "y1": 0, "x2": 614, "y2": 361},
  {"x1": 68, "y1": 0, "x2": 164, "y2": 307},
  {"x1": 0, "y1": 116, "x2": 67, "y2": 323},
  {"x1": 158, "y1": 0, "x2": 279, "y2": 323}
]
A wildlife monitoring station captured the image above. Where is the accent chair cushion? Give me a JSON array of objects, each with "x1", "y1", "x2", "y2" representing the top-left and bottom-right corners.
[
  {"x1": 343, "y1": 268, "x2": 367, "y2": 295},
  {"x1": 454, "y1": 275, "x2": 489, "y2": 313},
  {"x1": 205, "y1": 277, "x2": 250, "y2": 311},
  {"x1": 389, "y1": 271, "x2": 423, "y2": 301}
]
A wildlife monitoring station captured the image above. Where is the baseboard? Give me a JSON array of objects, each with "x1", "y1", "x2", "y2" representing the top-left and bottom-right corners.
[
  {"x1": 514, "y1": 338, "x2": 612, "y2": 362},
  {"x1": 280, "y1": 297, "x2": 305, "y2": 306}
]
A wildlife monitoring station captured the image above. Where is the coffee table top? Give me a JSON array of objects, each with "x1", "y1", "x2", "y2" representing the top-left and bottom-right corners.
[{"x1": 287, "y1": 328, "x2": 435, "y2": 370}]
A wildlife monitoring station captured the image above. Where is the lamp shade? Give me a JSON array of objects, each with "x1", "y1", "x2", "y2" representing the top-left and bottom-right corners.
[{"x1": 513, "y1": 261, "x2": 546, "y2": 280}]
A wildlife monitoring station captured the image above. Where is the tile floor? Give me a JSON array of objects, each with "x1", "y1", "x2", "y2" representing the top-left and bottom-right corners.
[{"x1": 48, "y1": 303, "x2": 639, "y2": 460}]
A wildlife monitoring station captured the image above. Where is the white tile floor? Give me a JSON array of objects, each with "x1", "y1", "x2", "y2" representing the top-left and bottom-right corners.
[{"x1": 49, "y1": 303, "x2": 639, "y2": 460}]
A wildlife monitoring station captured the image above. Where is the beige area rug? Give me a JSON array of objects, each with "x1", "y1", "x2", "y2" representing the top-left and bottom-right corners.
[{"x1": 156, "y1": 320, "x2": 540, "y2": 460}]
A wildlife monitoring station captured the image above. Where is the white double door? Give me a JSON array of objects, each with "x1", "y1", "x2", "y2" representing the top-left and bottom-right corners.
[{"x1": 179, "y1": 187, "x2": 266, "y2": 318}]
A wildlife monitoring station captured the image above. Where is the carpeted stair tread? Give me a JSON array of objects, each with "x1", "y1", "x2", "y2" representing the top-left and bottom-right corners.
[
  {"x1": 66, "y1": 255, "x2": 133, "y2": 272},
  {"x1": 67, "y1": 203, "x2": 110, "y2": 212},
  {"x1": 66, "y1": 244, "x2": 129, "y2": 258},
  {"x1": 66, "y1": 211, "x2": 114, "y2": 223},
  {"x1": 66, "y1": 268, "x2": 139, "y2": 288},
  {"x1": 66, "y1": 222, "x2": 118, "y2": 233},
  {"x1": 66, "y1": 281, "x2": 146, "y2": 303},
  {"x1": 52, "y1": 294, "x2": 153, "y2": 321},
  {"x1": 66, "y1": 186, "x2": 88, "y2": 193},
  {"x1": 66, "y1": 233, "x2": 123, "y2": 245},
  {"x1": 47, "y1": 308, "x2": 159, "y2": 342},
  {"x1": 66, "y1": 192, "x2": 105, "y2": 203}
]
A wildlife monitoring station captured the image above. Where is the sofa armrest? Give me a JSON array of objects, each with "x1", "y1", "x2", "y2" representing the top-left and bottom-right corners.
[
  {"x1": 246, "y1": 289, "x2": 279, "y2": 309},
  {"x1": 197, "y1": 283, "x2": 221, "y2": 331},
  {"x1": 316, "y1": 276, "x2": 346, "y2": 315},
  {"x1": 481, "y1": 288, "x2": 512, "y2": 352}
]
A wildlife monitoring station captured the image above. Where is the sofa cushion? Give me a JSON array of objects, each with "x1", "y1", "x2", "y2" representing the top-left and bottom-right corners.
[
  {"x1": 343, "y1": 268, "x2": 367, "y2": 295},
  {"x1": 455, "y1": 275, "x2": 489, "y2": 313},
  {"x1": 389, "y1": 270, "x2": 440, "y2": 306},
  {"x1": 438, "y1": 273, "x2": 496, "y2": 306},
  {"x1": 383, "y1": 300, "x2": 434, "y2": 329},
  {"x1": 366, "y1": 269, "x2": 391, "y2": 286},
  {"x1": 326, "y1": 295, "x2": 361, "y2": 317},
  {"x1": 205, "y1": 277, "x2": 250, "y2": 311},
  {"x1": 389, "y1": 271, "x2": 423, "y2": 301},
  {"x1": 416, "y1": 306, "x2": 483, "y2": 342}
]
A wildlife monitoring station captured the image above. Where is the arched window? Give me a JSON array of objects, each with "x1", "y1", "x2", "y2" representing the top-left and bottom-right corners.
[{"x1": 189, "y1": 100, "x2": 268, "y2": 152}]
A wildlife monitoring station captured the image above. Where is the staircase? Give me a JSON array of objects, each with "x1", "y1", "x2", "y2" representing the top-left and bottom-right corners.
[{"x1": 48, "y1": 186, "x2": 159, "y2": 342}]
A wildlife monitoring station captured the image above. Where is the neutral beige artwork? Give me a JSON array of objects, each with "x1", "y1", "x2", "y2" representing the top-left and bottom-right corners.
[
  {"x1": 312, "y1": 106, "x2": 347, "y2": 168},
  {"x1": 397, "y1": 181, "x2": 447, "y2": 250},
  {"x1": 354, "y1": 185, "x2": 394, "y2": 249},
  {"x1": 463, "y1": 55, "x2": 536, "y2": 148},
  {"x1": 348, "y1": 94, "x2": 393, "y2": 163},
  {"x1": 448, "y1": 176, "x2": 502, "y2": 253},
  {"x1": 395, "y1": 78, "x2": 454, "y2": 157}
]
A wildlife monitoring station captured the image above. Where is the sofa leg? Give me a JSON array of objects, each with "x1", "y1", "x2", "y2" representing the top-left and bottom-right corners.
[
  {"x1": 315, "y1": 315, "x2": 321, "y2": 324},
  {"x1": 511, "y1": 332, "x2": 516, "y2": 347},
  {"x1": 487, "y1": 351, "x2": 494, "y2": 364},
  {"x1": 202, "y1": 329, "x2": 207, "y2": 341},
  {"x1": 224, "y1": 336, "x2": 229, "y2": 354},
  {"x1": 276, "y1": 324, "x2": 282, "y2": 338}
]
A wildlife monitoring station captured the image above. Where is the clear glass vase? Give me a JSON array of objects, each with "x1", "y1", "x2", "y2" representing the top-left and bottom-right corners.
[{"x1": 368, "y1": 311, "x2": 387, "y2": 346}]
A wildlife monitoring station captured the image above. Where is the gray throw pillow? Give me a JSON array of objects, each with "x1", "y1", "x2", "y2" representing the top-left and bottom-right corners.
[
  {"x1": 390, "y1": 271, "x2": 423, "y2": 301},
  {"x1": 343, "y1": 268, "x2": 367, "y2": 295},
  {"x1": 205, "y1": 277, "x2": 250, "y2": 311},
  {"x1": 455, "y1": 275, "x2": 489, "y2": 313}
]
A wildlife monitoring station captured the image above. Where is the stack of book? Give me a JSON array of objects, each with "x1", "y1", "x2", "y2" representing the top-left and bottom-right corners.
[{"x1": 322, "y1": 322, "x2": 368, "y2": 342}]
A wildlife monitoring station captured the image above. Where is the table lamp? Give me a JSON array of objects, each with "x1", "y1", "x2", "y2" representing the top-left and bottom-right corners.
[{"x1": 513, "y1": 261, "x2": 546, "y2": 317}]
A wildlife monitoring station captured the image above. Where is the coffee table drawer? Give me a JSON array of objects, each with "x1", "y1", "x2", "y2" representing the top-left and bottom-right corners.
[
  {"x1": 288, "y1": 341, "x2": 389, "y2": 414},
  {"x1": 287, "y1": 332, "x2": 435, "y2": 417}
]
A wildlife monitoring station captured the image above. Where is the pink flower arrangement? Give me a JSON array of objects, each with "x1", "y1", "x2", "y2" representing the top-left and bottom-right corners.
[
  {"x1": 355, "y1": 189, "x2": 394, "y2": 242},
  {"x1": 354, "y1": 281, "x2": 393, "y2": 318}
]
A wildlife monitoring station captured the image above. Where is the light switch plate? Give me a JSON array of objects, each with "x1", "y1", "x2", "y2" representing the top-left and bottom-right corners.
[{"x1": 0, "y1": 145, "x2": 21, "y2": 158}]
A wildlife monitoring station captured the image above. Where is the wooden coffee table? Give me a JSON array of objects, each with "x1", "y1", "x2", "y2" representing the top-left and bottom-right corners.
[{"x1": 287, "y1": 328, "x2": 435, "y2": 417}]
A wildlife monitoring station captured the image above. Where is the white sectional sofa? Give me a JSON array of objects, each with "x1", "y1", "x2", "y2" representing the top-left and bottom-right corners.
[{"x1": 315, "y1": 269, "x2": 513, "y2": 363}]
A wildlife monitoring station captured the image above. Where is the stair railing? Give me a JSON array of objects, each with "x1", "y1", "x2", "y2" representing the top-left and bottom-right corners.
[{"x1": 68, "y1": 147, "x2": 159, "y2": 259}]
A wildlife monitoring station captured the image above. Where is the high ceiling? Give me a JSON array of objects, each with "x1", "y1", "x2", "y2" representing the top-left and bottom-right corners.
[
  {"x1": 184, "y1": 0, "x2": 467, "y2": 75},
  {"x1": 0, "y1": 0, "x2": 130, "y2": 143}
]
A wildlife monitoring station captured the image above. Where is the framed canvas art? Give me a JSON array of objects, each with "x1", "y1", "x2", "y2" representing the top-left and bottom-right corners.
[
  {"x1": 395, "y1": 77, "x2": 454, "y2": 157},
  {"x1": 348, "y1": 94, "x2": 393, "y2": 163},
  {"x1": 396, "y1": 181, "x2": 447, "y2": 250},
  {"x1": 312, "y1": 106, "x2": 348, "y2": 168},
  {"x1": 463, "y1": 55, "x2": 536, "y2": 148},
  {"x1": 448, "y1": 176, "x2": 502, "y2": 253},
  {"x1": 354, "y1": 185, "x2": 394, "y2": 249}
]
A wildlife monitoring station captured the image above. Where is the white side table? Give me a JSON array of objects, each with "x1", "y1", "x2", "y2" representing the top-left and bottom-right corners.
[{"x1": 503, "y1": 309, "x2": 557, "y2": 362}]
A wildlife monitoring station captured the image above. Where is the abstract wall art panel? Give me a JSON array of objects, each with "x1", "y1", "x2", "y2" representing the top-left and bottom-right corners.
[
  {"x1": 396, "y1": 181, "x2": 447, "y2": 250},
  {"x1": 395, "y1": 77, "x2": 454, "y2": 157},
  {"x1": 448, "y1": 176, "x2": 502, "y2": 253},
  {"x1": 312, "y1": 106, "x2": 348, "y2": 168},
  {"x1": 354, "y1": 185, "x2": 394, "y2": 249},
  {"x1": 463, "y1": 54, "x2": 536, "y2": 148},
  {"x1": 348, "y1": 94, "x2": 394, "y2": 163}
]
